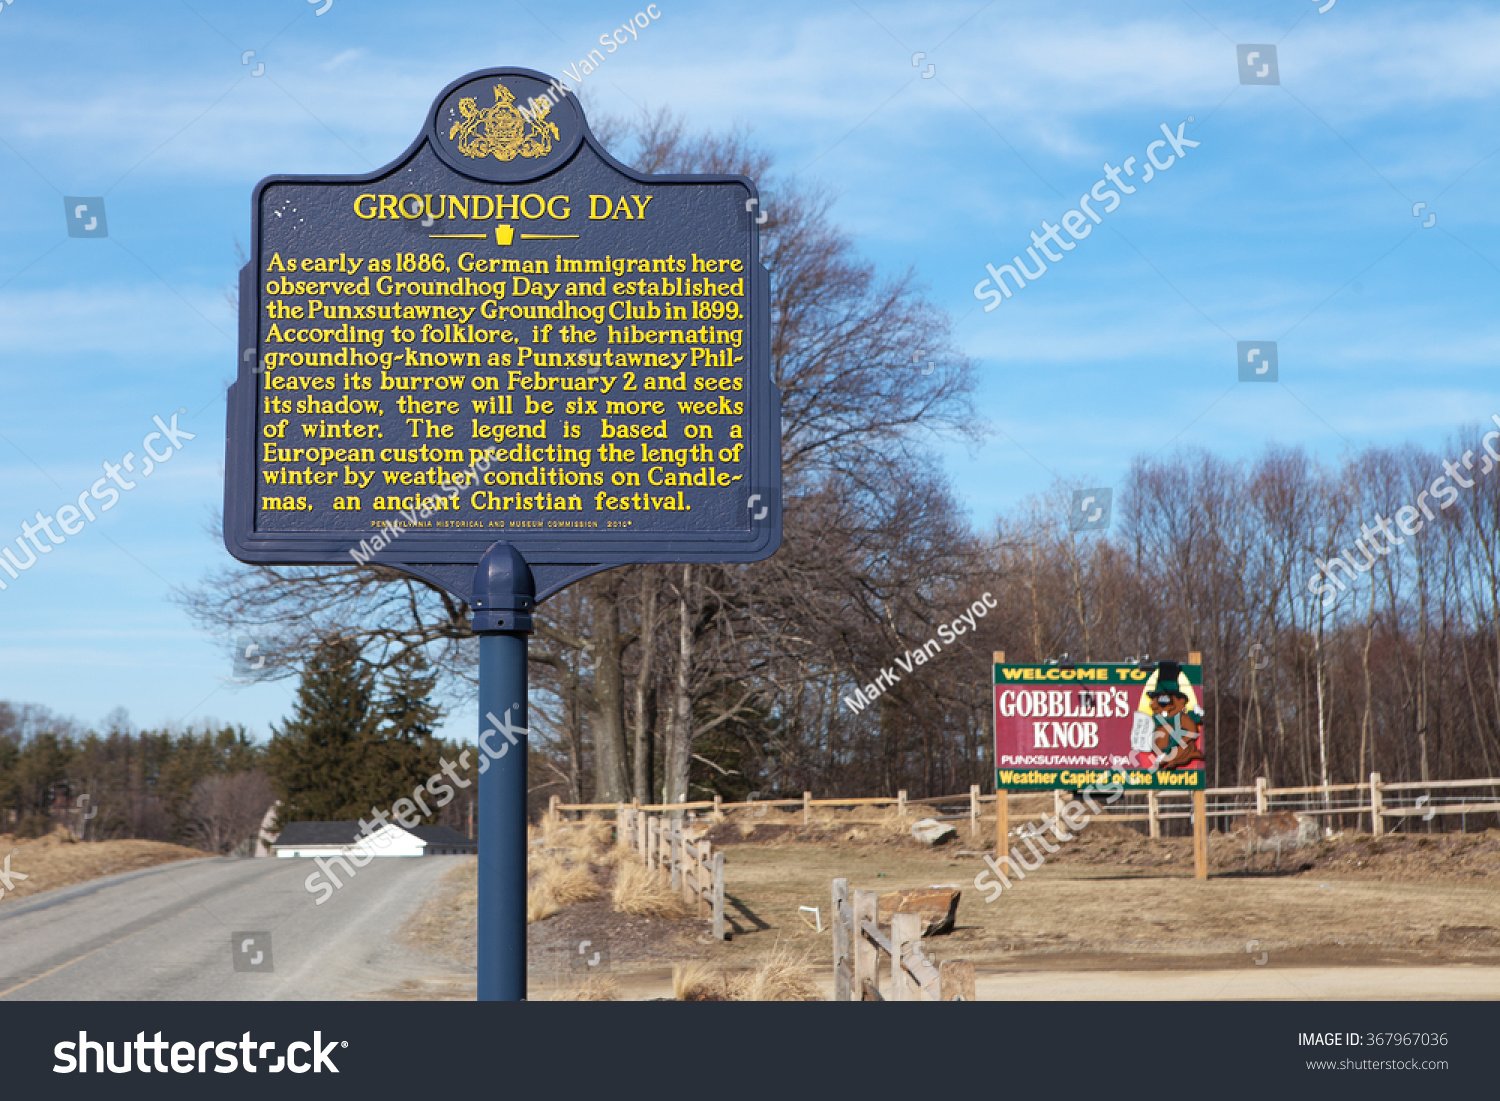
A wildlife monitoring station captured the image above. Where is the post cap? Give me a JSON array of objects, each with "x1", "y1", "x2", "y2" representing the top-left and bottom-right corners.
[{"x1": 470, "y1": 541, "x2": 536, "y2": 633}]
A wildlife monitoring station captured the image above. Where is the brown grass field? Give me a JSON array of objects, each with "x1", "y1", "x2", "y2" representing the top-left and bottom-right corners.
[{"x1": 0, "y1": 830, "x2": 208, "y2": 902}]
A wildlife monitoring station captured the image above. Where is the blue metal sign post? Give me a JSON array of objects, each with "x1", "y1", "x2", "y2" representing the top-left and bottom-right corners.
[
  {"x1": 224, "y1": 68, "x2": 780, "y2": 1000},
  {"x1": 471, "y1": 543, "x2": 533, "y2": 1000}
]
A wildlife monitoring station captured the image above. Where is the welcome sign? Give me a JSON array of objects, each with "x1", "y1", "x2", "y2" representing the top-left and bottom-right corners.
[{"x1": 993, "y1": 661, "x2": 1207, "y2": 791}]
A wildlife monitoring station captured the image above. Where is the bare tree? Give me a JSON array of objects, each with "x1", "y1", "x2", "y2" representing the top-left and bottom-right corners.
[{"x1": 185, "y1": 770, "x2": 275, "y2": 855}]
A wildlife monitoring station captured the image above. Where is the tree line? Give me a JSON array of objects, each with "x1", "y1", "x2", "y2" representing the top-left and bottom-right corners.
[
  {"x1": 0, "y1": 645, "x2": 484, "y2": 846},
  {"x1": 168, "y1": 114, "x2": 1500, "y2": 817}
]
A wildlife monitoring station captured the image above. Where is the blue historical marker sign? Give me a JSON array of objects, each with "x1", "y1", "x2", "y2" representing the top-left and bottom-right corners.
[{"x1": 225, "y1": 67, "x2": 780, "y2": 600}]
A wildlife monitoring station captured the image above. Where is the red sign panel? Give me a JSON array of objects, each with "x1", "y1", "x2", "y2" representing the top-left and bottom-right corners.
[{"x1": 992, "y1": 662, "x2": 1205, "y2": 790}]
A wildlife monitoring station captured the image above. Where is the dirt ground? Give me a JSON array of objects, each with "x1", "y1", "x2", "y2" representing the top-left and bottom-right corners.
[
  {"x1": 396, "y1": 805, "x2": 1500, "y2": 999},
  {"x1": 0, "y1": 830, "x2": 208, "y2": 902},
  {"x1": 692, "y1": 809, "x2": 1500, "y2": 966}
]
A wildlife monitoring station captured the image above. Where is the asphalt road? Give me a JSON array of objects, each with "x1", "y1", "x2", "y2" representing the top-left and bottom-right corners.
[{"x1": 0, "y1": 855, "x2": 472, "y2": 1000}]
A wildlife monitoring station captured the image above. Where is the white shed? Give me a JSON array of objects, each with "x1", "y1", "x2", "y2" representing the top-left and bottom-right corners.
[{"x1": 272, "y1": 820, "x2": 476, "y2": 858}]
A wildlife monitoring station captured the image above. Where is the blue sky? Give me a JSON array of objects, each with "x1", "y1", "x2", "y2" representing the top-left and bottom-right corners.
[{"x1": 2, "y1": 0, "x2": 1497, "y2": 742}]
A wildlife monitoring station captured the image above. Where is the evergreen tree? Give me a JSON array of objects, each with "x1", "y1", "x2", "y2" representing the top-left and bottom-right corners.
[
  {"x1": 369, "y1": 649, "x2": 445, "y2": 823},
  {"x1": 266, "y1": 642, "x2": 447, "y2": 826},
  {"x1": 266, "y1": 638, "x2": 380, "y2": 823}
]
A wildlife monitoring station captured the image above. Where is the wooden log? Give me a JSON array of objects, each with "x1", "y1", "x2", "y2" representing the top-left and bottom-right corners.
[
  {"x1": 853, "y1": 891, "x2": 879, "y2": 1000},
  {"x1": 712, "y1": 851, "x2": 726, "y2": 941},
  {"x1": 891, "y1": 913, "x2": 922, "y2": 1001},
  {"x1": 939, "y1": 959, "x2": 976, "y2": 1001},
  {"x1": 1193, "y1": 790, "x2": 1208, "y2": 880},
  {"x1": 1148, "y1": 791, "x2": 1161, "y2": 839},
  {"x1": 1260, "y1": 782, "x2": 1367, "y2": 796},
  {"x1": 832, "y1": 878, "x2": 852, "y2": 1002}
]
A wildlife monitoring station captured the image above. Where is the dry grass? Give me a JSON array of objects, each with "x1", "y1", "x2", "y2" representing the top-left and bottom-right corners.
[
  {"x1": 611, "y1": 860, "x2": 689, "y2": 918},
  {"x1": 0, "y1": 829, "x2": 208, "y2": 902},
  {"x1": 540, "y1": 861, "x2": 601, "y2": 906},
  {"x1": 673, "y1": 961, "x2": 728, "y2": 1001},
  {"x1": 874, "y1": 805, "x2": 919, "y2": 839},
  {"x1": 524, "y1": 842, "x2": 602, "y2": 920},
  {"x1": 546, "y1": 975, "x2": 620, "y2": 1001},
  {"x1": 727, "y1": 943, "x2": 822, "y2": 1002},
  {"x1": 526, "y1": 884, "x2": 561, "y2": 923},
  {"x1": 403, "y1": 858, "x2": 476, "y2": 962},
  {"x1": 558, "y1": 815, "x2": 613, "y2": 864}
]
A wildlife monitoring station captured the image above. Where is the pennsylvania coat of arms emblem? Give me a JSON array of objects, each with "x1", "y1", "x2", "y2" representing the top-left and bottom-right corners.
[{"x1": 447, "y1": 82, "x2": 560, "y2": 162}]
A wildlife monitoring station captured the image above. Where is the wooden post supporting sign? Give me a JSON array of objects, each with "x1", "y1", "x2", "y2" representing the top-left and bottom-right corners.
[{"x1": 1188, "y1": 650, "x2": 1209, "y2": 879}]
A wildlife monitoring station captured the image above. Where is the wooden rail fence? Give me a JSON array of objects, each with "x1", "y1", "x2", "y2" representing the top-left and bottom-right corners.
[
  {"x1": 830, "y1": 878, "x2": 974, "y2": 1001},
  {"x1": 615, "y1": 804, "x2": 727, "y2": 940},
  {"x1": 555, "y1": 772, "x2": 1500, "y2": 839}
]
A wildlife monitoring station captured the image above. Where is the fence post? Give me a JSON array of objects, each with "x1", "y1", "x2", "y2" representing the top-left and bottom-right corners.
[
  {"x1": 548, "y1": 794, "x2": 560, "y2": 824},
  {"x1": 1193, "y1": 790, "x2": 1208, "y2": 880},
  {"x1": 940, "y1": 960, "x2": 976, "y2": 1001},
  {"x1": 898, "y1": 789, "x2": 907, "y2": 817},
  {"x1": 1370, "y1": 772, "x2": 1384, "y2": 837},
  {"x1": 891, "y1": 913, "x2": 921, "y2": 1001},
  {"x1": 853, "y1": 890, "x2": 879, "y2": 1000},
  {"x1": 695, "y1": 840, "x2": 710, "y2": 916},
  {"x1": 803, "y1": 791, "x2": 812, "y2": 826},
  {"x1": 832, "y1": 878, "x2": 852, "y2": 1002},
  {"x1": 969, "y1": 784, "x2": 980, "y2": 838},
  {"x1": 669, "y1": 826, "x2": 680, "y2": 891},
  {"x1": 713, "y1": 793, "x2": 722, "y2": 815},
  {"x1": 1052, "y1": 789, "x2": 1068, "y2": 840},
  {"x1": 1254, "y1": 776, "x2": 1268, "y2": 815},
  {"x1": 1148, "y1": 791, "x2": 1161, "y2": 839},
  {"x1": 712, "y1": 851, "x2": 726, "y2": 941}
]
